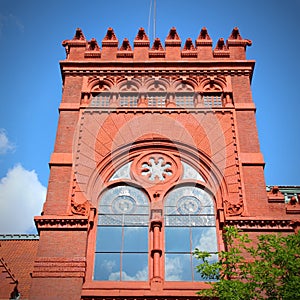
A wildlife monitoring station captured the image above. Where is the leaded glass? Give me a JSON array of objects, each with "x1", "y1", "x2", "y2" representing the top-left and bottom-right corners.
[
  {"x1": 182, "y1": 162, "x2": 205, "y2": 181},
  {"x1": 109, "y1": 162, "x2": 132, "y2": 181},
  {"x1": 164, "y1": 186, "x2": 215, "y2": 217},
  {"x1": 99, "y1": 185, "x2": 149, "y2": 220},
  {"x1": 95, "y1": 185, "x2": 149, "y2": 281},
  {"x1": 164, "y1": 186, "x2": 217, "y2": 281}
]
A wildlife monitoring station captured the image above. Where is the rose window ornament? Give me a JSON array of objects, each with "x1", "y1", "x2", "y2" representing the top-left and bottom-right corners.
[
  {"x1": 141, "y1": 157, "x2": 172, "y2": 181},
  {"x1": 131, "y1": 152, "x2": 182, "y2": 186}
]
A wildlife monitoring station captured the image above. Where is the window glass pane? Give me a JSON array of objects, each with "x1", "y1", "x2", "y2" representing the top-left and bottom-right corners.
[
  {"x1": 165, "y1": 227, "x2": 190, "y2": 252},
  {"x1": 94, "y1": 253, "x2": 120, "y2": 280},
  {"x1": 96, "y1": 227, "x2": 122, "y2": 252},
  {"x1": 148, "y1": 94, "x2": 166, "y2": 107},
  {"x1": 123, "y1": 227, "x2": 148, "y2": 252},
  {"x1": 91, "y1": 94, "x2": 110, "y2": 107},
  {"x1": 175, "y1": 94, "x2": 194, "y2": 107},
  {"x1": 120, "y1": 94, "x2": 138, "y2": 107},
  {"x1": 165, "y1": 254, "x2": 192, "y2": 281},
  {"x1": 192, "y1": 227, "x2": 218, "y2": 252},
  {"x1": 203, "y1": 94, "x2": 222, "y2": 107},
  {"x1": 164, "y1": 186, "x2": 215, "y2": 218},
  {"x1": 182, "y1": 162, "x2": 205, "y2": 181},
  {"x1": 99, "y1": 185, "x2": 149, "y2": 217},
  {"x1": 122, "y1": 253, "x2": 148, "y2": 281},
  {"x1": 109, "y1": 162, "x2": 132, "y2": 181},
  {"x1": 164, "y1": 186, "x2": 217, "y2": 282}
]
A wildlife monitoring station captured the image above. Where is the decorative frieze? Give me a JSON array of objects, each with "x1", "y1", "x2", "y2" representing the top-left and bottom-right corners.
[
  {"x1": 34, "y1": 215, "x2": 89, "y2": 231},
  {"x1": 226, "y1": 219, "x2": 293, "y2": 230}
]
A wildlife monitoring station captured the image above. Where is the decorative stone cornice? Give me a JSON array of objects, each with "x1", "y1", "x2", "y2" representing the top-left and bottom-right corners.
[
  {"x1": 60, "y1": 62, "x2": 254, "y2": 79},
  {"x1": 34, "y1": 215, "x2": 89, "y2": 231},
  {"x1": 81, "y1": 107, "x2": 234, "y2": 116},
  {"x1": 225, "y1": 219, "x2": 293, "y2": 230}
]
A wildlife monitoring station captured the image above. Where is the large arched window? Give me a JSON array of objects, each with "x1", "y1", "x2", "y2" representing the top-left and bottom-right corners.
[{"x1": 93, "y1": 152, "x2": 219, "y2": 283}]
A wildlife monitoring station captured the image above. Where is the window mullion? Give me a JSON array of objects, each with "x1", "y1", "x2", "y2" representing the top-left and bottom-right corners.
[{"x1": 120, "y1": 214, "x2": 125, "y2": 281}]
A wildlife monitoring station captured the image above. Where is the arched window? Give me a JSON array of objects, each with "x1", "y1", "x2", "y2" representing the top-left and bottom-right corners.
[
  {"x1": 94, "y1": 185, "x2": 149, "y2": 281},
  {"x1": 118, "y1": 80, "x2": 139, "y2": 107},
  {"x1": 164, "y1": 186, "x2": 218, "y2": 281},
  {"x1": 93, "y1": 153, "x2": 218, "y2": 283},
  {"x1": 146, "y1": 79, "x2": 167, "y2": 107},
  {"x1": 175, "y1": 82, "x2": 195, "y2": 108}
]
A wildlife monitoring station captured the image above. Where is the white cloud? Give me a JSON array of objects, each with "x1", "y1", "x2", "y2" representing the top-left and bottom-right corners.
[
  {"x1": 194, "y1": 227, "x2": 218, "y2": 252},
  {"x1": 101, "y1": 259, "x2": 116, "y2": 273},
  {"x1": 108, "y1": 267, "x2": 148, "y2": 281},
  {"x1": 165, "y1": 256, "x2": 183, "y2": 281},
  {"x1": 0, "y1": 128, "x2": 15, "y2": 154},
  {"x1": 0, "y1": 164, "x2": 46, "y2": 233}
]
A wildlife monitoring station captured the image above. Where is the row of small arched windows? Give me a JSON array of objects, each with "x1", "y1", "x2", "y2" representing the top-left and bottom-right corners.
[{"x1": 90, "y1": 93, "x2": 223, "y2": 108}]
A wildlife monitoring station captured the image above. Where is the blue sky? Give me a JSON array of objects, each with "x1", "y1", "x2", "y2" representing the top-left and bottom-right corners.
[{"x1": 0, "y1": 0, "x2": 299, "y2": 233}]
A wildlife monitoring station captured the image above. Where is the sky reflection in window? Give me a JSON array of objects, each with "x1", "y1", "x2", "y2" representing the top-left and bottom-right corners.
[
  {"x1": 95, "y1": 185, "x2": 149, "y2": 281},
  {"x1": 164, "y1": 186, "x2": 217, "y2": 281}
]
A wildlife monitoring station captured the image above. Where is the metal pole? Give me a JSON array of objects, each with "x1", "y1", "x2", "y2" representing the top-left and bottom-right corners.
[
  {"x1": 147, "y1": 0, "x2": 152, "y2": 38},
  {"x1": 153, "y1": 0, "x2": 156, "y2": 39}
]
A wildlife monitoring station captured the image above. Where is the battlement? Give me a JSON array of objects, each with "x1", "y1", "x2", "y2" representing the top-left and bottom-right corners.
[{"x1": 62, "y1": 27, "x2": 252, "y2": 61}]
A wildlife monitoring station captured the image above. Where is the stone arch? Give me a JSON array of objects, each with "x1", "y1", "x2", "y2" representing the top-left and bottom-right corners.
[
  {"x1": 173, "y1": 79, "x2": 195, "y2": 92},
  {"x1": 86, "y1": 134, "x2": 228, "y2": 212},
  {"x1": 88, "y1": 77, "x2": 114, "y2": 93},
  {"x1": 143, "y1": 77, "x2": 169, "y2": 93},
  {"x1": 199, "y1": 76, "x2": 227, "y2": 93},
  {"x1": 117, "y1": 78, "x2": 141, "y2": 92}
]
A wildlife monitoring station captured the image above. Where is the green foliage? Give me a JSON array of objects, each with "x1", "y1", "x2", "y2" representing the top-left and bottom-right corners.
[{"x1": 193, "y1": 227, "x2": 300, "y2": 300}]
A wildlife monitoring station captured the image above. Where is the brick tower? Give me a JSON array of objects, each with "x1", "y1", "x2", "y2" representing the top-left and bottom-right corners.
[{"x1": 29, "y1": 27, "x2": 300, "y2": 299}]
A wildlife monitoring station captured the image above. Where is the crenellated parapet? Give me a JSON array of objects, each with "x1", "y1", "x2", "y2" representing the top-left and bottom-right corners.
[{"x1": 62, "y1": 26, "x2": 252, "y2": 61}]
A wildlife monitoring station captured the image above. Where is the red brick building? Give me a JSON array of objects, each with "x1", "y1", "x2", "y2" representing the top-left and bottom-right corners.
[{"x1": 1, "y1": 26, "x2": 300, "y2": 300}]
